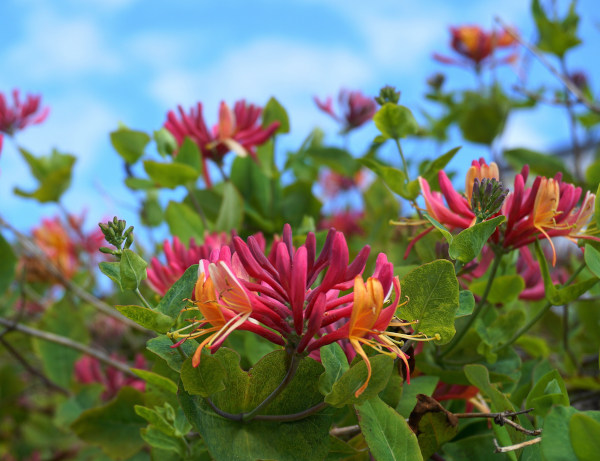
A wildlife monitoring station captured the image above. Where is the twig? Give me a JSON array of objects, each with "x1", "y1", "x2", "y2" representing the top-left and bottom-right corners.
[
  {"x1": 0, "y1": 317, "x2": 138, "y2": 377},
  {"x1": 0, "y1": 336, "x2": 72, "y2": 396},
  {"x1": 495, "y1": 16, "x2": 600, "y2": 114},
  {"x1": 455, "y1": 408, "x2": 542, "y2": 436},
  {"x1": 494, "y1": 437, "x2": 542, "y2": 453},
  {"x1": 0, "y1": 216, "x2": 148, "y2": 333},
  {"x1": 330, "y1": 425, "x2": 360, "y2": 438},
  {"x1": 205, "y1": 397, "x2": 328, "y2": 423}
]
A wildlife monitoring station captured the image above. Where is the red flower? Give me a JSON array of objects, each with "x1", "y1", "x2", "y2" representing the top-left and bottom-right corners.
[
  {"x1": 320, "y1": 169, "x2": 367, "y2": 197},
  {"x1": 164, "y1": 100, "x2": 280, "y2": 187},
  {"x1": 433, "y1": 25, "x2": 517, "y2": 69},
  {"x1": 417, "y1": 159, "x2": 598, "y2": 265},
  {"x1": 315, "y1": 89, "x2": 376, "y2": 132},
  {"x1": 319, "y1": 210, "x2": 365, "y2": 237},
  {"x1": 433, "y1": 381, "x2": 480, "y2": 412},
  {"x1": 0, "y1": 89, "x2": 49, "y2": 136}
]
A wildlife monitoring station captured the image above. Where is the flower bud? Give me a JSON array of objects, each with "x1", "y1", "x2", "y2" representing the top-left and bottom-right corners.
[
  {"x1": 470, "y1": 178, "x2": 509, "y2": 221},
  {"x1": 375, "y1": 86, "x2": 401, "y2": 106}
]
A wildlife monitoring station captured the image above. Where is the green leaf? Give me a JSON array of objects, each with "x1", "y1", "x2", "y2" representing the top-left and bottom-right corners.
[
  {"x1": 585, "y1": 244, "x2": 600, "y2": 278},
  {"x1": 525, "y1": 369, "x2": 569, "y2": 417},
  {"x1": 420, "y1": 146, "x2": 462, "y2": 183},
  {"x1": 155, "y1": 264, "x2": 198, "y2": 319},
  {"x1": 318, "y1": 342, "x2": 350, "y2": 396},
  {"x1": 532, "y1": 0, "x2": 581, "y2": 58},
  {"x1": 130, "y1": 369, "x2": 178, "y2": 395},
  {"x1": 181, "y1": 354, "x2": 227, "y2": 397},
  {"x1": 116, "y1": 305, "x2": 174, "y2": 333},
  {"x1": 165, "y1": 201, "x2": 205, "y2": 243},
  {"x1": 120, "y1": 249, "x2": 147, "y2": 290},
  {"x1": 357, "y1": 396, "x2": 423, "y2": 461},
  {"x1": 408, "y1": 395, "x2": 459, "y2": 460},
  {"x1": 230, "y1": 155, "x2": 273, "y2": 222},
  {"x1": 541, "y1": 405, "x2": 578, "y2": 461},
  {"x1": 281, "y1": 182, "x2": 322, "y2": 227},
  {"x1": 470, "y1": 275, "x2": 525, "y2": 305},
  {"x1": 215, "y1": 182, "x2": 244, "y2": 232},
  {"x1": 262, "y1": 97, "x2": 290, "y2": 134},
  {"x1": 110, "y1": 127, "x2": 150, "y2": 164},
  {"x1": 449, "y1": 216, "x2": 505, "y2": 263},
  {"x1": 99, "y1": 261, "x2": 123, "y2": 291},
  {"x1": 174, "y1": 137, "x2": 201, "y2": 172},
  {"x1": 458, "y1": 91, "x2": 509, "y2": 145},
  {"x1": 0, "y1": 233, "x2": 17, "y2": 296},
  {"x1": 14, "y1": 148, "x2": 76, "y2": 202},
  {"x1": 146, "y1": 335, "x2": 197, "y2": 372},
  {"x1": 71, "y1": 387, "x2": 146, "y2": 460},
  {"x1": 475, "y1": 309, "x2": 526, "y2": 363},
  {"x1": 179, "y1": 349, "x2": 332, "y2": 461},
  {"x1": 360, "y1": 157, "x2": 419, "y2": 200},
  {"x1": 55, "y1": 384, "x2": 104, "y2": 428},
  {"x1": 141, "y1": 426, "x2": 186, "y2": 455},
  {"x1": 124, "y1": 177, "x2": 156, "y2": 190},
  {"x1": 135, "y1": 405, "x2": 176, "y2": 436},
  {"x1": 305, "y1": 146, "x2": 358, "y2": 177},
  {"x1": 154, "y1": 127, "x2": 177, "y2": 157},
  {"x1": 464, "y1": 364, "x2": 520, "y2": 460},
  {"x1": 141, "y1": 192, "x2": 164, "y2": 227},
  {"x1": 374, "y1": 103, "x2": 419, "y2": 139},
  {"x1": 144, "y1": 160, "x2": 198, "y2": 188},
  {"x1": 400, "y1": 260, "x2": 460, "y2": 344},
  {"x1": 456, "y1": 290, "x2": 475, "y2": 318},
  {"x1": 324, "y1": 355, "x2": 393, "y2": 407},
  {"x1": 32, "y1": 297, "x2": 88, "y2": 388},
  {"x1": 396, "y1": 375, "x2": 439, "y2": 418},
  {"x1": 504, "y1": 148, "x2": 575, "y2": 184},
  {"x1": 570, "y1": 413, "x2": 600, "y2": 461},
  {"x1": 423, "y1": 214, "x2": 453, "y2": 245}
]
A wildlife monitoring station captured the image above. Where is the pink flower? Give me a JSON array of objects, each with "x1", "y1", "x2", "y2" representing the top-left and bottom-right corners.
[
  {"x1": 74, "y1": 354, "x2": 146, "y2": 400},
  {"x1": 0, "y1": 89, "x2": 49, "y2": 136},
  {"x1": 170, "y1": 224, "x2": 428, "y2": 381},
  {"x1": 314, "y1": 89, "x2": 376, "y2": 132},
  {"x1": 164, "y1": 100, "x2": 280, "y2": 187},
  {"x1": 418, "y1": 158, "x2": 598, "y2": 265},
  {"x1": 320, "y1": 169, "x2": 367, "y2": 197},
  {"x1": 433, "y1": 25, "x2": 517, "y2": 69},
  {"x1": 147, "y1": 232, "x2": 266, "y2": 296},
  {"x1": 319, "y1": 211, "x2": 365, "y2": 237}
]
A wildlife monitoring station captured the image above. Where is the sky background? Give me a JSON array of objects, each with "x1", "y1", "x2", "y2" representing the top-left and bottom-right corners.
[{"x1": 1, "y1": 0, "x2": 599, "y2": 238}]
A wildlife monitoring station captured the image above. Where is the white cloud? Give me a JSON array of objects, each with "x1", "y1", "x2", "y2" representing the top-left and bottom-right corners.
[
  {"x1": 4, "y1": 8, "x2": 120, "y2": 81},
  {"x1": 500, "y1": 112, "x2": 550, "y2": 150}
]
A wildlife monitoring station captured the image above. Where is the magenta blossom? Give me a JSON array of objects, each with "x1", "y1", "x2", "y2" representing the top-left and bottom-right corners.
[
  {"x1": 164, "y1": 100, "x2": 280, "y2": 187},
  {"x1": 147, "y1": 232, "x2": 266, "y2": 296},
  {"x1": 74, "y1": 354, "x2": 146, "y2": 400},
  {"x1": 0, "y1": 89, "x2": 49, "y2": 136},
  {"x1": 319, "y1": 211, "x2": 365, "y2": 237},
  {"x1": 314, "y1": 89, "x2": 376, "y2": 133}
]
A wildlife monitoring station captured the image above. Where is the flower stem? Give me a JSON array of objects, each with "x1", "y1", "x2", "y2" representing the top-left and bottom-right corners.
[
  {"x1": 439, "y1": 252, "x2": 503, "y2": 359},
  {"x1": 395, "y1": 139, "x2": 410, "y2": 181},
  {"x1": 185, "y1": 184, "x2": 208, "y2": 229},
  {"x1": 136, "y1": 288, "x2": 153, "y2": 310},
  {"x1": 493, "y1": 261, "x2": 587, "y2": 353}
]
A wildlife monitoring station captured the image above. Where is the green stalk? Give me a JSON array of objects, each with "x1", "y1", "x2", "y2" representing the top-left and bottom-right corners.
[{"x1": 439, "y1": 252, "x2": 503, "y2": 359}]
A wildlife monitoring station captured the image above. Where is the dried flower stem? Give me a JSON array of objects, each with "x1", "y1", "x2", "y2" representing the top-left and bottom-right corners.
[
  {"x1": 0, "y1": 316, "x2": 137, "y2": 377},
  {"x1": 330, "y1": 425, "x2": 361, "y2": 438},
  {"x1": 494, "y1": 437, "x2": 542, "y2": 453},
  {"x1": 455, "y1": 408, "x2": 542, "y2": 436}
]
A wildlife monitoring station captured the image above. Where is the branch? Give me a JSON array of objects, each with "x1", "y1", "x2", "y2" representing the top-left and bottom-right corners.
[
  {"x1": 0, "y1": 216, "x2": 148, "y2": 333},
  {"x1": 0, "y1": 317, "x2": 138, "y2": 377},
  {"x1": 455, "y1": 408, "x2": 542, "y2": 436},
  {"x1": 330, "y1": 425, "x2": 360, "y2": 438},
  {"x1": 494, "y1": 437, "x2": 542, "y2": 453},
  {"x1": 495, "y1": 16, "x2": 600, "y2": 114}
]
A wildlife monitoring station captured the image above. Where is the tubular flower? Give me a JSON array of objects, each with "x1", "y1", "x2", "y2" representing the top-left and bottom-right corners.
[
  {"x1": 417, "y1": 159, "x2": 598, "y2": 266},
  {"x1": 0, "y1": 89, "x2": 49, "y2": 136},
  {"x1": 319, "y1": 211, "x2": 365, "y2": 237},
  {"x1": 433, "y1": 25, "x2": 517, "y2": 69},
  {"x1": 169, "y1": 224, "x2": 433, "y2": 378},
  {"x1": 314, "y1": 89, "x2": 376, "y2": 133},
  {"x1": 320, "y1": 169, "x2": 367, "y2": 198},
  {"x1": 164, "y1": 100, "x2": 280, "y2": 187}
]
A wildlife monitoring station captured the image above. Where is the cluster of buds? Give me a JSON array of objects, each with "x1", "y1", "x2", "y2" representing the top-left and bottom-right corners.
[
  {"x1": 170, "y1": 225, "x2": 438, "y2": 396},
  {"x1": 375, "y1": 85, "x2": 401, "y2": 106},
  {"x1": 470, "y1": 178, "x2": 509, "y2": 222},
  {"x1": 99, "y1": 217, "x2": 134, "y2": 258}
]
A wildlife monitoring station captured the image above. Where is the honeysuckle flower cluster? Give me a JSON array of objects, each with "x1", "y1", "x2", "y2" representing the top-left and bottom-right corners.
[
  {"x1": 74, "y1": 354, "x2": 146, "y2": 400},
  {"x1": 320, "y1": 169, "x2": 367, "y2": 198},
  {"x1": 319, "y1": 211, "x2": 365, "y2": 237},
  {"x1": 147, "y1": 232, "x2": 266, "y2": 296},
  {"x1": 0, "y1": 89, "x2": 49, "y2": 136},
  {"x1": 433, "y1": 25, "x2": 517, "y2": 69},
  {"x1": 170, "y1": 225, "x2": 433, "y2": 396},
  {"x1": 418, "y1": 158, "x2": 597, "y2": 265},
  {"x1": 164, "y1": 100, "x2": 280, "y2": 187},
  {"x1": 314, "y1": 89, "x2": 376, "y2": 133},
  {"x1": 21, "y1": 213, "x2": 105, "y2": 283}
]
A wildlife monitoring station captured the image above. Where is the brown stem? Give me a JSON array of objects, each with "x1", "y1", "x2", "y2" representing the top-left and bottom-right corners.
[
  {"x1": 330, "y1": 425, "x2": 360, "y2": 438},
  {"x1": 455, "y1": 408, "x2": 542, "y2": 436},
  {"x1": 494, "y1": 437, "x2": 542, "y2": 453},
  {"x1": 0, "y1": 317, "x2": 138, "y2": 377}
]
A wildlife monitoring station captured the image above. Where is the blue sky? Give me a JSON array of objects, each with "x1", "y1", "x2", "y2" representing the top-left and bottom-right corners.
[{"x1": 1, "y1": 0, "x2": 599, "y2": 236}]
